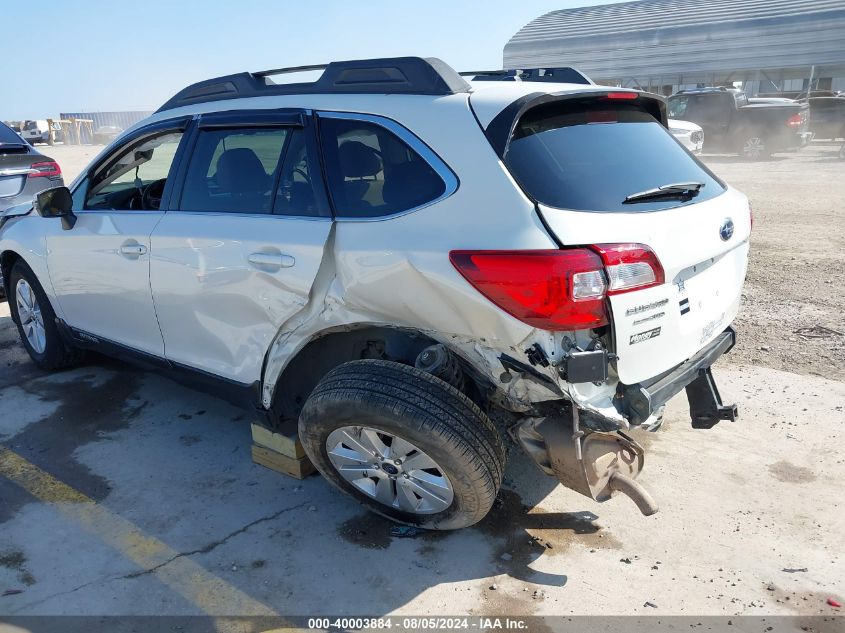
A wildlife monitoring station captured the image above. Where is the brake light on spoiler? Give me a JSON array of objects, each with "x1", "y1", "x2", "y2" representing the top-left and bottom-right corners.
[
  {"x1": 605, "y1": 91, "x2": 639, "y2": 100},
  {"x1": 450, "y1": 244, "x2": 664, "y2": 331}
]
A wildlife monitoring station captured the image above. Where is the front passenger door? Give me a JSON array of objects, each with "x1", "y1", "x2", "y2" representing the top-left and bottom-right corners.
[{"x1": 47, "y1": 120, "x2": 189, "y2": 356}]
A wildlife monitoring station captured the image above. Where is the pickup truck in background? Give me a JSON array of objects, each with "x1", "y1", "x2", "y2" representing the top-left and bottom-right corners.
[{"x1": 668, "y1": 87, "x2": 811, "y2": 159}]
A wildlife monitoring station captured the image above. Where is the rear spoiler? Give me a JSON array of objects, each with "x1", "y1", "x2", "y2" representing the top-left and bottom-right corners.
[{"x1": 484, "y1": 89, "x2": 668, "y2": 159}]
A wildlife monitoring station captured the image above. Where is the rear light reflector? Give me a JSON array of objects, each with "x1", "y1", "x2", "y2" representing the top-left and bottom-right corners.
[
  {"x1": 591, "y1": 244, "x2": 665, "y2": 295},
  {"x1": 572, "y1": 270, "x2": 606, "y2": 299},
  {"x1": 28, "y1": 161, "x2": 61, "y2": 178},
  {"x1": 786, "y1": 114, "x2": 803, "y2": 127},
  {"x1": 449, "y1": 249, "x2": 609, "y2": 330},
  {"x1": 605, "y1": 91, "x2": 639, "y2": 100}
]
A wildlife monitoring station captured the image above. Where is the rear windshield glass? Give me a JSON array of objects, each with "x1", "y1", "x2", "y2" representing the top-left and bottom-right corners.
[
  {"x1": 0, "y1": 123, "x2": 25, "y2": 146},
  {"x1": 504, "y1": 100, "x2": 725, "y2": 212}
]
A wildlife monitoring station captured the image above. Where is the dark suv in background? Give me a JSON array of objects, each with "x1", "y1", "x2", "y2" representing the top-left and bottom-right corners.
[
  {"x1": 0, "y1": 121, "x2": 63, "y2": 295},
  {"x1": 0, "y1": 122, "x2": 63, "y2": 212}
]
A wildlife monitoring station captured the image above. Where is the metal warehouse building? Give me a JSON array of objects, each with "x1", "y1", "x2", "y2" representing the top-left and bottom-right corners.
[
  {"x1": 504, "y1": 0, "x2": 845, "y2": 96},
  {"x1": 59, "y1": 111, "x2": 151, "y2": 144}
]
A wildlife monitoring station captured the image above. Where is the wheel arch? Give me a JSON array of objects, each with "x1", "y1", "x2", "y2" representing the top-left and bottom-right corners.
[
  {"x1": 0, "y1": 250, "x2": 24, "y2": 298},
  {"x1": 265, "y1": 324, "x2": 494, "y2": 428}
]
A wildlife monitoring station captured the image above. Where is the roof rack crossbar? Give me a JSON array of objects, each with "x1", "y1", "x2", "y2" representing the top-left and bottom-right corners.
[
  {"x1": 458, "y1": 70, "x2": 510, "y2": 77},
  {"x1": 253, "y1": 64, "x2": 329, "y2": 78},
  {"x1": 156, "y1": 57, "x2": 471, "y2": 113},
  {"x1": 461, "y1": 67, "x2": 593, "y2": 86}
]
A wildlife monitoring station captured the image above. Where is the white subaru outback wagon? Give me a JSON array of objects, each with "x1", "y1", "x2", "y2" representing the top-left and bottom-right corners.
[{"x1": 0, "y1": 58, "x2": 750, "y2": 530}]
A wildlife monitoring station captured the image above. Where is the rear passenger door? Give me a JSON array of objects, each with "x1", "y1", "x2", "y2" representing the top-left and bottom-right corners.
[{"x1": 149, "y1": 110, "x2": 333, "y2": 386}]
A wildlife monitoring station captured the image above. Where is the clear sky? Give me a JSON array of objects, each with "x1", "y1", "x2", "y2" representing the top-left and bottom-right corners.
[{"x1": 1, "y1": 0, "x2": 628, "y2": 120}]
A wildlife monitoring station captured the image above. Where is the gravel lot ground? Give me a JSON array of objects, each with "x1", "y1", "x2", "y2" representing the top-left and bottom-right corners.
[
  {"x1": 0, "y1": 143, "x2": 842, "y2": 621},
  {"x1": 703, "y1": 142, "x2": 845, "y2": 381}
]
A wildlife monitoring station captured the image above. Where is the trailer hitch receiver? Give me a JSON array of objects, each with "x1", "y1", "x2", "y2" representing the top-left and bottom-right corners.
[{"x1": 686, "y1": 367, "x2": 738, "y2": 429}]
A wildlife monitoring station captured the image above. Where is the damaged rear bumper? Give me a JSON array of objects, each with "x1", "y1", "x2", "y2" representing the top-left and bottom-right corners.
[
  {"x1": 515, "y1": 328, "x2": 739, "y2": 516},
  {"x1": 621, "y1": 327, "x2": 737, "y2": 426}
]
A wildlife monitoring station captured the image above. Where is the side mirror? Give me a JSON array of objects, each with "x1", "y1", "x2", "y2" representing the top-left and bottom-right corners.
[{"x1": 35, "y1": 186, "x2": 77, "y2": 230}]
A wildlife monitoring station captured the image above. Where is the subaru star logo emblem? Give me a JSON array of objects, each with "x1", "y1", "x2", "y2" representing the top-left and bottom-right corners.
[{"x1": 719, "y1": 218, "x2": 734, "y2": 241}]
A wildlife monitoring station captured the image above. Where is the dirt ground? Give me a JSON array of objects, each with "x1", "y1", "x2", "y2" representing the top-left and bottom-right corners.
[
  {"x1": 700, "y1": 143, "x2": 845, "y2": 380},
  {"x1": 0, "y1": 142, "x2": 843, "y2": 622}
]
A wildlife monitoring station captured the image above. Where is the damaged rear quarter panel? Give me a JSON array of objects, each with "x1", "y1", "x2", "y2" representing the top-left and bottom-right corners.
[{"x1": 262, "y1": 95, "x2": 573, "y2": 410}]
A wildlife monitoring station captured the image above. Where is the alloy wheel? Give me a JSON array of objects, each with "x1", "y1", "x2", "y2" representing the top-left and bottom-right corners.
[
  {"x1": 742, "y1": 137, "x2": 765, "y2": 159},
  {"x1": 326, "y1": 425, "x2": 454, "y2": 514},
  {"x1": 15, "y1": 279, "x2": 46, "y2": 354}
]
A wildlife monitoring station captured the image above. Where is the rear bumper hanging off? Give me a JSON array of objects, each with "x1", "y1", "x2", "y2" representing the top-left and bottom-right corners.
[
  {"x1": 621, "y1": 327, "x2": 737, "y2": 427},
  {"x1": 514, "y1": 328, "x2": 738, "y2": 516}
]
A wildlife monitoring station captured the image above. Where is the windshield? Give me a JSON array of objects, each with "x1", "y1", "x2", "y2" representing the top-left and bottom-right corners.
[{"x1": 504, "y1": 100, "x2": 726, "y2": 212}]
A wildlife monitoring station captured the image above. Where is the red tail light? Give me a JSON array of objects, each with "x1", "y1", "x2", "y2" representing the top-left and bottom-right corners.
[
  {"x1": 28, "y1": 161, "x2": 62, "y2": 178},
  {"x1": 786, "y1": 114, "x2": 803, "y2": 127},
  {"x1": 605, "y1": 91, "x2": 639, "y2": 100},
  {"x1": 449, "y1": 244, "x2": 664, "y2": 331}
]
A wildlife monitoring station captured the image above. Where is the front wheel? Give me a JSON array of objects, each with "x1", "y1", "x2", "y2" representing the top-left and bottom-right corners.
[
  {"x1": 299, "y1": 359, "x2": 506, "y2": 530},
  {"x1": 9, "y1": 260, "x2": 82, "y2": 370}
]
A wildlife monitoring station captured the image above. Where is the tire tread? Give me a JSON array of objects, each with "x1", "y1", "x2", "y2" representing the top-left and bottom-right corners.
[{"x1": 300, "y1": 359, "x2": 506, "y2": 529}]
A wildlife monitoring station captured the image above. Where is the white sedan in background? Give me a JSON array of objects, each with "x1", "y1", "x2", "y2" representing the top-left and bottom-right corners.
[{"x1": 669, "y1": 119, "x2": 704, "y2": 154}]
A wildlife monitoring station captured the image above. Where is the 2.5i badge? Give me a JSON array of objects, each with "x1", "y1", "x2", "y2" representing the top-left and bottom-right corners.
[{"x1": 630, "y1": 327, "x2": 661, "y2": 345}]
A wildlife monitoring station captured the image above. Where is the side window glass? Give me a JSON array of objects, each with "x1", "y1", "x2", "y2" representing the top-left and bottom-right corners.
[
  {"x1": 319, "y1": 117, "x2": 446, "y2": 218},
  {"x1": 180, "y1": 128, "x2": 289, "y2": 214},
  {"x1": 71, "y1": 179, "x2": 88, "y2": 210},
  {"x1": 272, "y1": 129, "x2": 320, "y2": 217},
  {"x1": 668, "y1": 97, "x2": 687, "y2": 118},
  {"x1": 85, "y1": 132, "x2": 183, "y2": 210}
]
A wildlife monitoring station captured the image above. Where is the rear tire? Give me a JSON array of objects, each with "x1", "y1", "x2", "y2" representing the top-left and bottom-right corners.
[
  {"x1": 739, "y1": 135, "x2": 770, "y2": 160},
  {"x1": 299, "y1": 359, "x2": 505, "y2": 530},
  {"x1": 9, "y1": 260, "x2": 82, "y2": 370}
]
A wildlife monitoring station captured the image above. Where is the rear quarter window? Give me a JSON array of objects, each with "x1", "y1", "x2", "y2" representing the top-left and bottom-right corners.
[
  {"x1": 504, "y1": 100, "x2": 726, "y2": 212},
  {"x1": 319, "y1": 116, "x2": 448, "y2": 218},
  {"x1": 0, "y1": 123, "x2": 24, "y2": 145}
]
